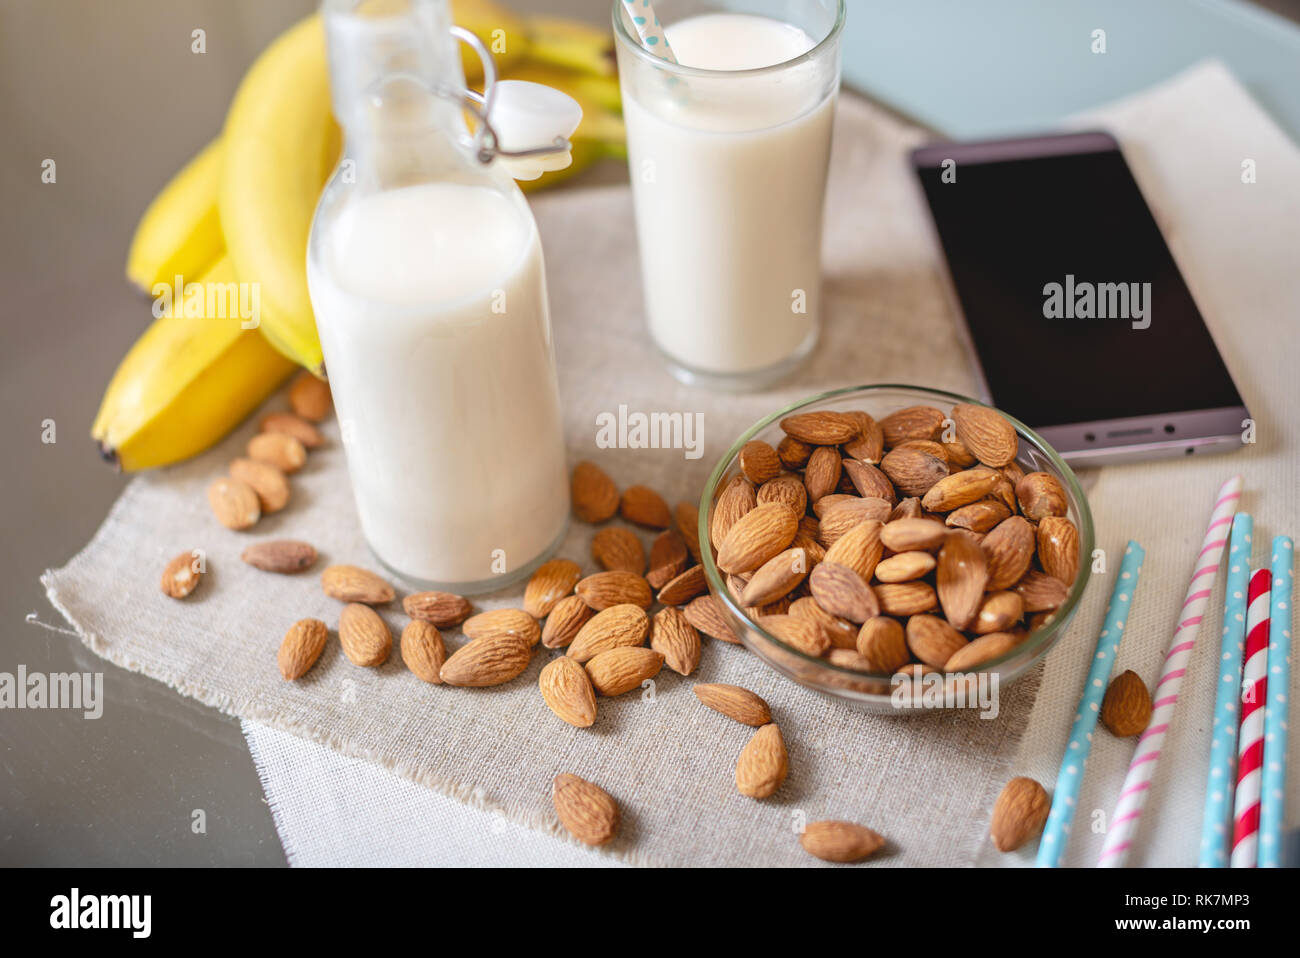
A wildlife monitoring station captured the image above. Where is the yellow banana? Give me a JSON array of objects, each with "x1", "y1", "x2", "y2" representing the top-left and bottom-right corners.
[
  {"x1": 219, "y1": 14, "x2": 335, "y2": 375},
  {"x1": 453, "y1": 0, "x2": 529, "y2": 80},
  {"x1": 522, "y1": 15, "x2": 615, "y2": 77},
  {"x1": 125, "y1": 138, "x2": 224, "y2": 292},
  {"x1": 92, "y1": 256, "x2": 297, "y2": 472}
]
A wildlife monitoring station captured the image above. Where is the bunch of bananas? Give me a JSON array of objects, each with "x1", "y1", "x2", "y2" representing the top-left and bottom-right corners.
[{"x1": 95, "y1": 1, "x2": 625, "y2": 472}]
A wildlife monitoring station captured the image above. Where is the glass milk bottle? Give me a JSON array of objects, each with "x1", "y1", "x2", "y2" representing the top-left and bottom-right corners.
[{"x1": 308, "y1": 0, "x2": 570, "y2": 592}]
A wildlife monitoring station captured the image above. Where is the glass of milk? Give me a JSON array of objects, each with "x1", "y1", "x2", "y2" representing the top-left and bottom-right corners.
[
  {"x1": 613, "y1": 0, "x2": 846, "y2": 390},
  {"x1": 307, "y1": 0, "x2": 569, "y2": 592}
]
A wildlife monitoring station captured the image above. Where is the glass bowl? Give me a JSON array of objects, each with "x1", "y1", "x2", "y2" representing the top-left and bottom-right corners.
[{"x1": 697, "y1": 384, "x2": 1094, "y2": 713}]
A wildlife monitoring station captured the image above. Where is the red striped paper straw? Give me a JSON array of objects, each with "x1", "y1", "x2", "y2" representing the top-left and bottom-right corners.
[
  {"x1": 1230, "y1": 568, "x2": 1270, "y2": 867},
  {"x1": 1098, "y1": 475, "x2": 1243, "y2": 867}
]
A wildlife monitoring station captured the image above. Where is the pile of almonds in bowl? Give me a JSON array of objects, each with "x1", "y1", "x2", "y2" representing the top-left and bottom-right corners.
[{"x1": 699, "y1": 385, "x2": 1093, "y2": 711}]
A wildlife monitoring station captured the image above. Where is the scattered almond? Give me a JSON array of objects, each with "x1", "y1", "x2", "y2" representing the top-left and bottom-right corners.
[
  {"x1": 1100, "y1": 669, "x2": 1152, "y2": 737},
  {"x1": 800, "y1": 820, "x2": 886, "y2": 863},
  {"x1": 620, "y1": 484, "x2": 672, "y2": 529},
  {"x1": 591, "y1": 527, "x2": 646, "y2": 575},
  {"x1": 463, "y1": 608, "x2": 540, "y2": 647},
  {"x1": 400, "y1": 620, "x2": 446, "y2": 684},
  {"x1": 567, "y1": 604, "x2": 650, "y2": 663},
  {"x1": 241, "y1": 539, "x2": 317, "y2": 574},
  {"x1": 646, "y1": 530, "x2": 688, "y2": 589},
  {"x1": 338, "y1": 602, "x2": 391, "y2": 667},
  {"x1": 735, "y1": 723, "x2": 788, "y2": 798},
  {"x1": 229, "y1": 457, "x2": 290, "y2": 513},
  {"x1": 439, "y1": 634, "x2": 532, "y2": 687},
  {"x1": 523, "y1": 558, "x2": 582, "y2": 618},
  {"x1": 650, "y1": 607, "x2": 701, "y2": 676},
  {"x1": 656, "y1": 564, "x2": 708, "y2": 606},
  {"x1": 207, "y1": 477, "x2": 260, "y2": 530},
  {"x1": 585, "y1": 646, "x2": 664, "y2": 696},
  {"x1": 160, "y1": 550, "x2": 202, "y2": 599},
  {"x1": 288, "y1": 371, "x2": 332, "y2": 421},
  {"x1": 552, "y1": 773, "x2": 619, "y2": 846},
  {"x1": 575, "y1": 570, "x2": 653, "y2": 610},
  {"x1": 990, "y1": 776, "x2": 1050, "y2": 852},
  {"x1": 693, "y1": 683, "x2": 771, "y2": 726},
  {"x1": 571, "y1": 461, "x2": 619, "y2": 523},
  {"x1": 260, "y1": 411, "x2": 324, "y2": 448},
  {"x1": 674, "y1": 501, "x2": 703, "y2": 562},
  {"x1": 278, "y1": 618, "x2": 328, "y2": 680},
  {"x1": 539, "y1": 657, "x2": 598, "y2": 727},
  {"x1": 321, "y1": 564, "x2": 394, "y2": 604},
  {"x1": 541, "y1": 593, "x2": 595, "y2": 649},
  {"x1": 403, "y1": 590, "x2": 471, "y2": 627},
  {"x1": 247, "y1": 431, "x2": 307, "y2": 474}
]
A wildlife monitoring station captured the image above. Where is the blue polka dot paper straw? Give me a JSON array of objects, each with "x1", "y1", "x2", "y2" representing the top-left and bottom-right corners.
[
  {"x1": 1036, "y1": 540, "x2": 1145, "y2": 868},
  {"x1": 1197, "y1": 513, "x2": 1253, "y2": 867},
  {"x1": 1259, "y1": 535, "x2": 1292, "y2": 867},
  {"x1": 620, "y1": 0, "x2": 678, "y2": 64}
]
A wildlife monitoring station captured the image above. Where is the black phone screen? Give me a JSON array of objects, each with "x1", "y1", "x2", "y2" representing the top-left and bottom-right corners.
[{"x1": 913, "y1": 140, "x2": 1242, "y2": 428}]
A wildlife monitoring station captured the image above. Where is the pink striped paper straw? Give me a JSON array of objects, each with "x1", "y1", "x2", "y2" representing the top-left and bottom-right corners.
[
  {"x1": 1230, "y1": 568, "x2": 1270, "y2": 867},
  {"x1": 1098, "y1": 475, "x2": 1243, "y2": 867}
]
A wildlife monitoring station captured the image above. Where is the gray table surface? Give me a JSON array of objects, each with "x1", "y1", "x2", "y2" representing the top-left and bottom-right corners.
[{"x1": 3, "y1": 0, "x2": 1297, "y2": 867}]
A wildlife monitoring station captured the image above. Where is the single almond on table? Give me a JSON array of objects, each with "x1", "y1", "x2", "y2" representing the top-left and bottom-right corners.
[
  {"x1": 841, "y1": 459, "x2": 896, "y2": 503},
  {"x1": 693, "y1": 682, "x2": 771, "y2": 726},
  {"x1": 646, "y1": 530, "x2": 688, "y2": 589},
  {"x1": 322, "y1": 564, "x2": 395, "y2": 604},
  {"x1": 799, "y1": 820, "x2": 886, "y2": 863},
  {"x1": 584, "y1": 646, "x2": 664, "y2": 696},
  {"x1": 567, "y1": 604, "x2": 649, "y2": 663},
  {"x1": 1015, "y1": 471, "x2": 1068, "y2": 520},
  {"x1": 880, "y1": 517, "x2": 947, "y2": 553},
  {"x1": 778, "y1": 434, "x2": 814, "y2": 469},
  {"x1": 439, "y1": 634, "x2": 532, "y2": 687},
  {"x1": 739, "y1": 439, "x2": 782, "y2": 484},
  {"x1": 539, "y1": 656, "x2": 598, "y2": 727},
  {"x1": 241, "y1": 539, "x2": 317, "y2": 574},
  {"x1": 674, "y1": 501, "x2": 703, "y2": 562},
  {"x1": 920, "y1": 466, "x2": 1001, "y2": 513},
  {"x1": 936, "y1": 531, "x2": 988, "y2": 630},
  {"x1": 552, "y1": 773, "x2": 619, "y2": 846},
  {"x1": 207, "y1": 477, "x2": 260, "y2": 530},
  {"x1": 247, "y1": 431, "x2": 307, "y2": 474},
  {"x1": 571, "y1": 461, "x2": 619, "y2": 523},
  {"x1": 710, "y1": 475, "x2": 758, "y2": 547},
  {"x1": 873, "y1": 551, "x2": 936, "y2": 583},
  {"x1": 740, "y1": 547, "x2": 809, "y2": 608},
  {"x1": 1014, "y1": 570, "x2": 1069, "y2": 613},
  {"x1": 875, "y1": 581, "x2": 937, "y2": 617},
  {"x1": 857, "y1": 616, "x2": 909, "y2": 672},
  {"x1": 757, "y1": 473, "x2": 808, "y2": 516},
  {"x1": 990, "y1": 776, "x2": 1050, "y2": 852},
  {"x1": 974, "y1": 591, "x2": 1024, "y2": 634},
  {"x1": 229, "y1": 457, "x2": 290, "y2": 513},
  {"x1": 683, "y1": 594, "x2": 740, "y2": 644},
  {"x1": 160, "y1": 550, "x2": 202, "y2": 599},
  {"x1": 1100, "y1": 669, "x2": 1152, "y2": 737},
  {"x1": 780, "y1": 410, "x2": 859, "y2": 445},
  {"x1": 463, "y1": 608, "x2": 540, "y2": 647},
  {"x1": 982, "y1": 515, "x2": 1036, "y2": 590},
  {"x1": 880, "y1": 445, "x2": 949, "y2": 498},
  {"x1": 716, "y1": 502, "x2": 799, "y2": 575},
  {"x1": 944, "y1": 630, "x2": 1022, "y2": 672},
  {"x1": 575, "y1": 570, "x2": 653, "y2": 610},
  {"x1": 591, "y1": 526, "x2": 645, "y2": 575},
  {"x1": 879, "y1": 405, "x2": 946, "y2": 447},
  {"x1": 541, "y1": 593, "x2": 594, "y2": 649},
  {"x1": 803, "y1": 445, "x2": 843, "y2": 502},
  {"x1": 1037, "y1": 515, "x2": 1080, "y2": 585},
  {"x1": 842, "y1": 410, "x2": 885, "y2": 462},
  {"x1": 946, "y1": 499, "x2": 1011, "y2": 534},
  {"x1": 620, "y1": 484, "x2": 672, "y2": 529},
  {"x1": 338, "y1": 602, "x2": 391, "y2": 667},
  {"x1": 657, "y1": 564, "x2": 708, "y2": 606},
  {"x1": 403, "y1": 590, "x2": 471, "y2": 627},
  {"x1": 400, "y1": 620, "x2": 446, "y2": 684},
  {"x1": 278, "y1": 618, "x2": 328, "y2": 680},
  {"x1": 822, "y1": 518, "x2": 883, "y2": 582},
  {"x1": 523, "y1": 558, "x2": 582, "y2": 618},
  {"x1": 905, "y1": 614, "x2": 968, "y2": 668},
  {"x1": 951, "y1": 403, "x2": 1018, "y2": 468},
  {"x1": 288, "y1": 371, "x2": 331, "y2": 421},
  {"x1": 260, "y1": 411, "x2": 324, "y2": 448},
  {"x1": 735, "y1": 723, "x2": 788, "y2": 799},
  {"x1": 650, "y1": 606, "x2": 701, "y2": 676},
  {"x1": 809, "y1": 561, "x2": 878, "y2": 624},
  {"x1": 790, "y1": 595, "x2": 859, "y2": 649},
  {"x1": 761, "y1": 612, "x2": 832, "y2": 657}
]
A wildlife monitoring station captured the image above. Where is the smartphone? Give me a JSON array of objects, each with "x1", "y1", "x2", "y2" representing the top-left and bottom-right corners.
[{"x1": 910, "y1": 131, "x2": 1248, "y2": 465}]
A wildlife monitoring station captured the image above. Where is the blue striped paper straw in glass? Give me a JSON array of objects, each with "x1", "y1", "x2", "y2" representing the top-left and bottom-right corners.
[
  {"x1": 1259, "y1": 535, "x2": 1293, "y2": 867},
  {"x1": 1036, "y1": 540, "x2": 1145, "y2": 868},
  {"x1": 1198, "y1": 513, "x2": 1253, "y2": 867}
]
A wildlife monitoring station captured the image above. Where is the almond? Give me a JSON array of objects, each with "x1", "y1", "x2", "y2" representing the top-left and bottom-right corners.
[
  {"x1": 260, "y1": 411, "x2": 324, "y2": 448},
  {"x1": 857, "y1": 616, "x2": 909, "y2": 672},
  {"x1": 657, "y1": 564, "x2": 708, "y2": 606},
  {"x1": 278, "y1": 618, "x2": 328, "y2": 680},
  {"x1": 880, "y1": 405, "x2": 946, "y2": 447},
  {"x1": 757, "y1": 473, "x2": 808, "y2": 515},
  {"x1": 241, "y1": 539, "x2": 317, "y2": 574},
  {"x1": 789, "y1": 595, "x2": 859, "y2": 649},
  {"x1": 761, "y1": 613, "x2": 833, "y2": 656},
  {"x1": 584, "y1": 646, "x2": 664, "y2": 696},
  {"x1": 739, "y1": 439, "x2": 782, "y2": 484},
  {"x1": 888, "y1": 497, "x2": 923, "y2": 521},
  {"x1": 880, "y1": 517, "x2": 948, "y2": 552},
  {"x1": 552, "y1": 773, "x2": 619, "y2": 846},
  {"x1": 826, "y1": 648, "x2": 877, "y2": 672},
  {"x1": 439, "y1": 634, "x2": 532, "y2": 687},
  {"x1": 740, "y1": 547, "x2": 809, "y2": 607},
  {"x1": 575, "y1": 570, "x2": 653, "y2": 610},
  {"x1": 1037, "y1": 516, "x2": 1080, "y2": 585},
  {"x1": 780, "y1": 411, "x2": 859, "y2": 445},
  {"x1": 818, "y1": 498, "x2": 891, "y2": 547},
  {"x1": 620, "y1": 484, "x2": 671, "y2": 529},
  {"x1": 646, "y1": 530, "x2": 688, "y2": 589},
  {"x1": 777, "y1": 434, "x2": 814, "y2": 469},
  {"x1": 207, "y1": 477, "x2": 261, "y2": 530},
  {"x1": 541, "y1": 594, "x2": 594, "y2": 649},
  {"x1": 567, "y1": 604, "x2": 650, "y2": 663},
  {"x1": 716, "y1": 502, "x2": 799, "y2": 575},
  {"x1": 974, "y1": 591, "x2": 1024, "y2": 634},
  {"x1": 982, "y1": 516, "x2": 1036, "y2": 590},
  {"x1": 842, "y1": 459, "x2": 896, "y2": 503},
  {"x1": 321, "y1": 565, "x2": 395, "y2": 604},
  {"x1": 683, "y1": 594, "x2": 740, "y2": 643},
  {"x1": 942, "y1": 436, "x2": 978, "y2": 468},
  {"x1": 1015, "y1": 472, "x2": 1068, "y2": 520},
  {"x1": 591, "y1": 527, "x2": 645, "y2": 575},
  {"x1": 571, "y1": 461, "x2": 619, "y2": 523},
  {"x1": 539, "y1": 656, "x2": 598, "y2": 727},
  {"x1": 808, "y1": 561, "x2": 878, "y2": 624},
  {"x1": 650, "y1": 607, "x2": 701, "y2": 676},
  {"x1": 710, "y1": 474, "x2": 758, "y2": 548},
  {"x1": 160, "y1": 550, "x2": 202, "y2": 599},
  {"x1": 803, "y1": 445, "x2": 843, "y2": 502},
  {"x1": 403, "y1": 590, "x2": 471, "y2": 627},
  {"x1": 947, "y1": 499, "x2": 1011, "y2": 534},
  {"x1": 694, "y1": 682, "x2": 771, "y2": 725},
  {"x1": 920, "y1": 466, "x2": 1001, "y2": 513},
  {"x1": 735, "y1": 723, "x2": 788, "y2": 798},
  {"x1": 229, "y1": 457, "x2": 290, "y2": 513},
  {"x1": 674, "y1": 501, "x2": 703, "y2": 562},
  {"x1": 463, "y1": 608, "x2": 540, "y2": 647},
  {"x1": 338, "y1": 602, "x2": 391, "y2": 667},
  {"x1": 400, "y1": 620, "x2": 446, "y2": 684},
  {"x1": 880, "y1": 445, "x2": 949, "y2": 497},
  {"x1": 799, "y1": 820, "x2": 886, "y2": 863},
  {"x1": 951, "y1": 403, "x2": 1018, "y2": 468},
  {"x1": 842, "y1": 410, "x2": 885, "y2": 462},
  {"x1": 944, "y1": 630, "x2": 1021, "y2": 672},
  {"x1": 875, "y1": 581, "x2": 938, "y2": 616},
  {"x1": 288, "y1": 371, "x2": 332, "y2": 421},
  {"x1": 1100, "y1": 669, "x2": 1152, "y2": 737},
  {"x1": 990, "y1": 777, "x2": 1050, "y2": 852},
  {"x1": 937, "y1": 531, "x2": 988, "y2": 629},
  {"x1": 873, "y1": 551, "x2": 936, "y2": 583},
  {"x1": 1014, "y1": 571, "x2": 1069, "y2": 613},
  {"x1": 524, "y1": 558, "x2": 582, "y2": 618},
  {"x1": 247, "y1": 431, "x2": 307, "y2": 474},
  {"x1": 905, "y1": 614, "x2": 967, "y2": 667},
  {"x1": 822, "y1": 518, "x2": 883, "y2": 582}
]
